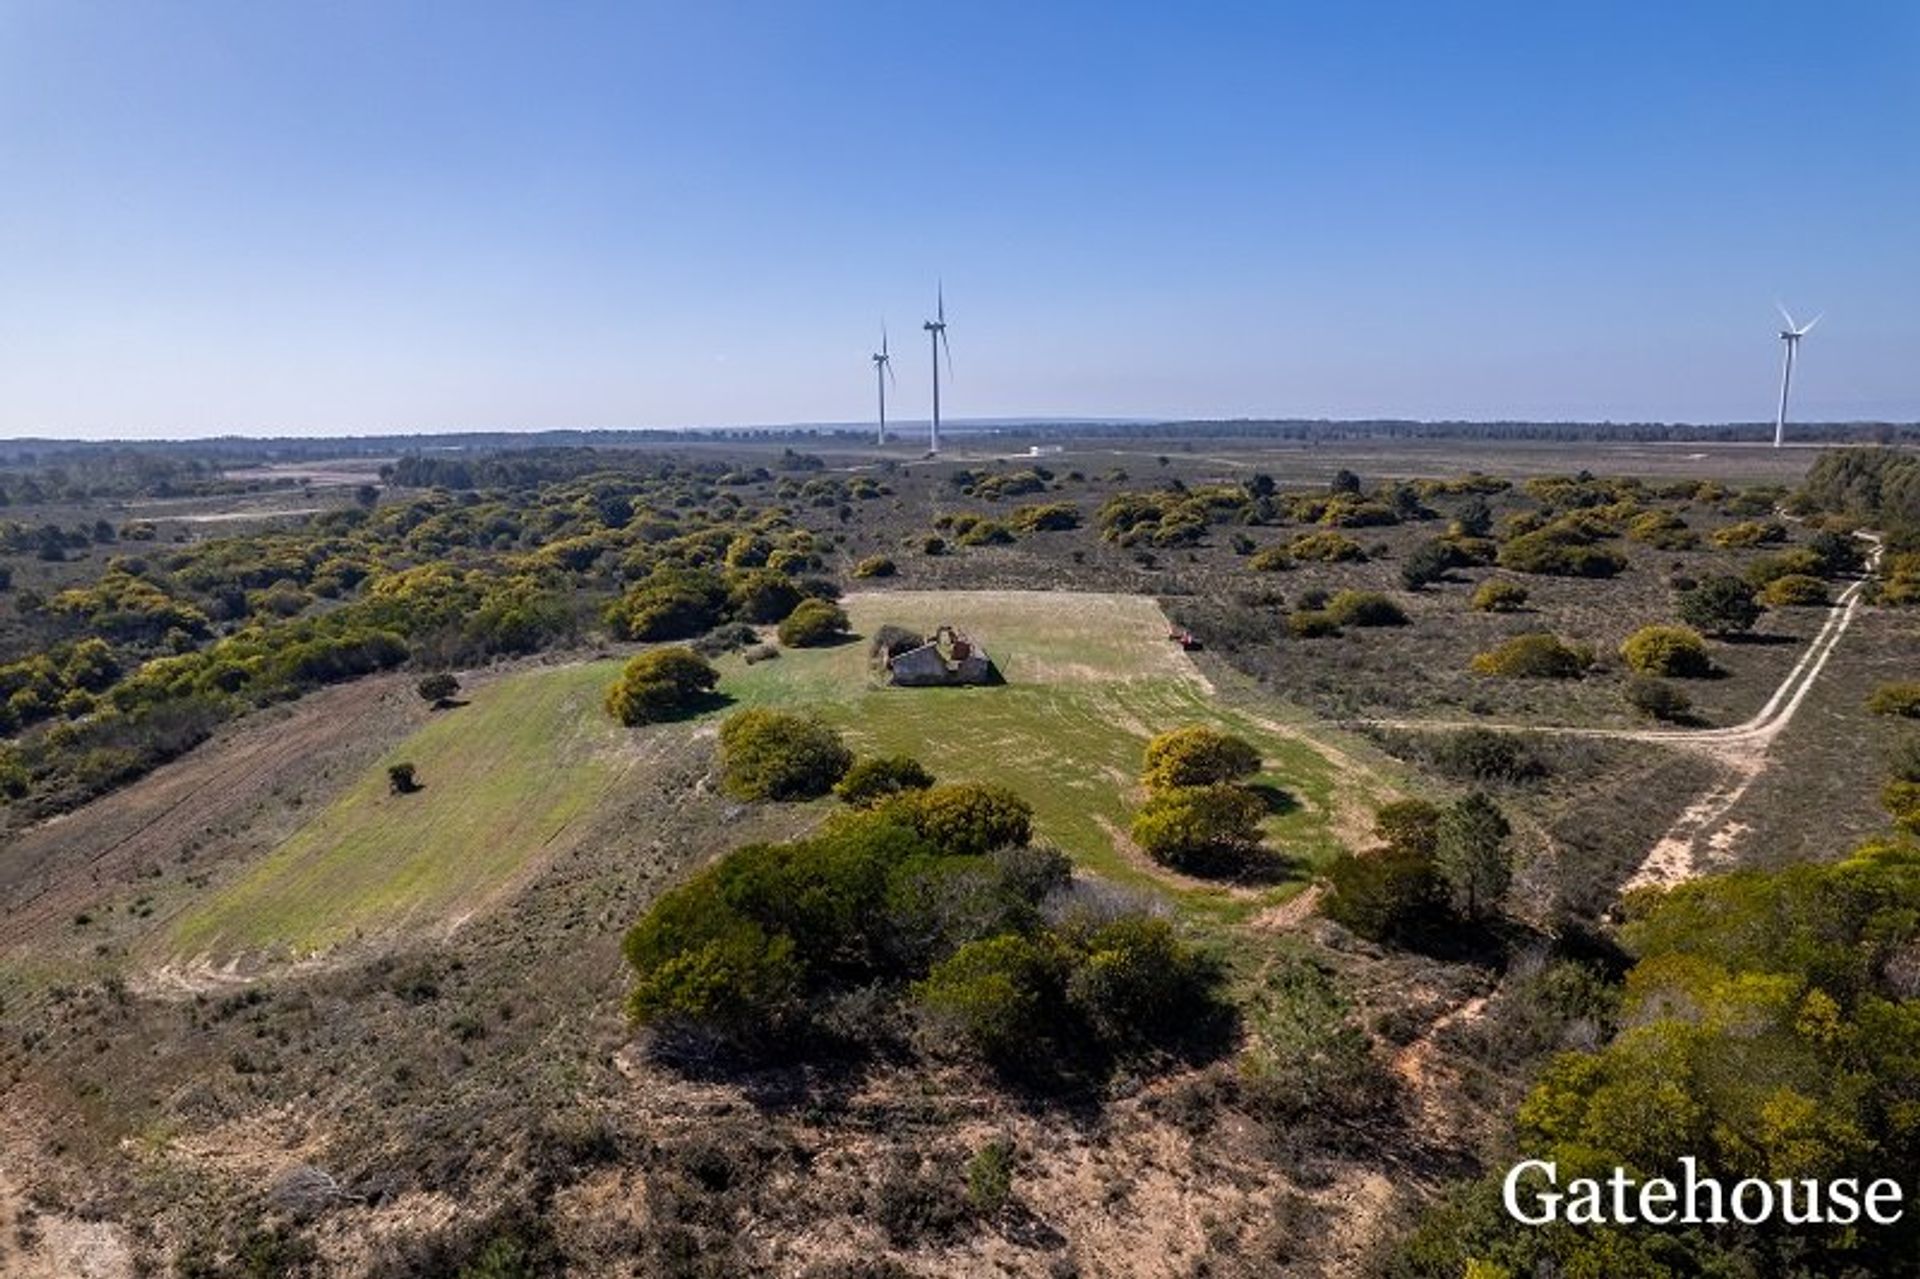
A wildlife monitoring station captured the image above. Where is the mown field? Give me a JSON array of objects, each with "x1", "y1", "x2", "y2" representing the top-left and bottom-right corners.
[{"x1": 163, "y1": 590, "x2": 1399, "y2": 959}]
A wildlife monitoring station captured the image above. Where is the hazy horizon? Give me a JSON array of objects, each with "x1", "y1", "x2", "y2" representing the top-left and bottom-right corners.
[{"x1": 3, "y1": 1, "x2": 1916, "y2": 440}]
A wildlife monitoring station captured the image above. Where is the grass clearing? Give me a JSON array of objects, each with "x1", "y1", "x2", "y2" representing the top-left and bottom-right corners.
[
  {"x1": 166, "y1": 662, "x2": 638, "y2": 958},
  {"x1": 717, "y1": 590, "x2": 1398, "y2": 922},
  {"x1": 167, "y1": 591, "x2": 1398, "y2": 955}
]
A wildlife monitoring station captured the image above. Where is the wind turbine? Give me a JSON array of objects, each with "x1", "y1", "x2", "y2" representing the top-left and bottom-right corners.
[
  {"x1": 923, "y1": 284, "x2": 952, "y2": 454},
  {"x1": 1773, "y1": 303, "x2": 1822, "y2": 448},
  {"x1": 871, "y1": 326, "x2": 894, "y2": 446}
]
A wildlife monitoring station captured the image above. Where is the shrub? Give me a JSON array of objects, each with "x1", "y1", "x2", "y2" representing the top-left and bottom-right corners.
[
  {"x1": 1626, "y1": 510, "x2": 1698, "y2": 550},
  {"x1": 1010, "y1": 502, "x2": 1080, "y2": 532},
  {"x1": 1289, "y1": 531, "x2": 1366, "y2": 562},
  {"x1": 1624, "y1": 675, "x2": 1692, "y2": 722},
  {"x1": 1620, "y1": 624, "x2": 1712, "y2": 677},
  {"x1": 1711, "y1": 519, "x2": 1788, "y2": 549},
  {"x1": 728, "y1": 569, "x2": 806, "y2": 623},
  {"x1": 1866, "y1": 682, "x2": 1920, "y2": 719},
  {"x1": 956, "y1": 520, "x2": 1015, "y2": 547},
  {"x1": 915, "y1": 933, "x2": 1060, "y2": 1065},
  {"x1": 1322, "y1": 847, "x2": 1439, "y2": 943},
  {"x1": 417, "y1": 672, "x2": 460, "y2": 705},
  {"x1": 1469, "y1": 632, "x2": 1593, "y2": 678},
  {"x1": 1287, "y1": 610, "x2": 1340, "y2": 639},
  {"x1": 1881, "y1": 780, "x2": 1920, "y2": 835},
  {"x1": 1497, "y1": 530, "x2": 1626, "y2": 577},
  {"x1": 1745, "y1": 547, "x2": 1824, "y2": 587},
  {"x1": 1247, "y1": 546, "x2": 1294, "y2": 572},
  {"x1": 718, "y1": 709, "x2": 853, "y2": 800},
  {"x1": 1760, "y1": 573, "x2": 1829, "y2": 607},
  {"x1": 624, "y1": 895, "x2": 804, "y2": 1044},
  {"x1": 1141, "y1": 726, "x2": 1261, "y2": 790},
  {"x1": 836, "y1": 754, "x2": 936, "y2": 805},
  {"x1": 388, "y1": 762, "x2": 419, "y2": 794},
  {"x1": 777, "y1": 598, "x2": 850, "y2": 647},
  {"x1": 605, "y1": 647, "x2": 720, "y2": 725},
  {"x1": 919, "y1": 535, "x2": 947, "y2": 556},
  {"x1": 1373, "y1": 799, "x2": 1442, "y2": 856},
  {"x1": 965, "y1": 1141, "x2": 1015, "y2": 1215},
  {"x1": 1400, "y1": 539, "x2": 1457, "y2": 589},
  {"x1": 1677, "y1": 574, "x2": 1761, "y2": 635},
  {"x1": 1325, "y1": 590, "x2": 1408, "y2": 627},
  {"x1": 895, "y1": 782, "x2": 1034, "y2": 856},
  {"x1": 1432, "y1": 728, "x2": 1543, "y2": 783},
  {"x1": 853, "y1": 556, "x2": 897, "y2": 579},
  {"x1": 1129, "y1": 783, "x2": 1267, "y2": 873},
  {"x1": 1062, "y1": 914, "x2": 1216, "y2": 1047},
  {"x1": 1470, "y1": 579, "x2": 1529, "y2": 613}
]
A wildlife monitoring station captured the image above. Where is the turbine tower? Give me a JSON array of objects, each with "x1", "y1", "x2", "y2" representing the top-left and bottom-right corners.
[
  {"x1": 1773, "y1": 303, "x2": 1822, "y2": 448},
  {"x1": 871, "y1": 327, "x2": 894, "y2": 446},
  {"x1": 923, "y1": 284, "x2": 952, "y2": 454}
]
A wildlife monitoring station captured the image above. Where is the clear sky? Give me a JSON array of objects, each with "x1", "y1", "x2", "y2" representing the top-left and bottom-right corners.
[{"x1": 1, "y1": 1, "x2": 1915, "y2": 439}]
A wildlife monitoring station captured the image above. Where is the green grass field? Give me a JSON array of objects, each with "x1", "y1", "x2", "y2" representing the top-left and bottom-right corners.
[
  {"x1": 167, "y1": 662, "x2": 633, "y2": 957},
  {"x1": 716, "y1": 591, "x2": 1398, "y2": 921},
  {"x1": 168, "y1": 590, "x2": 1398, "y2": 957}
]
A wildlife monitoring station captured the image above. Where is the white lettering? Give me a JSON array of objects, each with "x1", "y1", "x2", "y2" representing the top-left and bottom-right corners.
[
  {"x1": 1866, "y1": 1180, "x2": 1905, "y2": 1225},
  {"x1": 1503, "y1": 1159, "x2": 1559, "y2": 1226}
]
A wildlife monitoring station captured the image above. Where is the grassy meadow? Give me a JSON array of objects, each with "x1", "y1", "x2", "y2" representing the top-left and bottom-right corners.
[{"x1": 166, "y1": 590, "x2": 1399, "y2": 958}]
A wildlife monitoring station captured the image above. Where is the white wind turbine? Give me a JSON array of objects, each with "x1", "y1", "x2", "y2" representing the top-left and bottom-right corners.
[
  {"x1": 871, "y1": 326, "x2": 895, "y2": 445},
  {"x1": 923, "y1": 284, "x2": 952, "y2": 454},
  {"x1": 1773, "y1": 303, "x2": 1822, "y2": 448}
]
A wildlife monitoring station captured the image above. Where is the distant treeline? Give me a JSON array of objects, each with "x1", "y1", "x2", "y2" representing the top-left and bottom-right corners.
[{"x1": 6, "y1": 418, "x2": 1918, "y2": 469}]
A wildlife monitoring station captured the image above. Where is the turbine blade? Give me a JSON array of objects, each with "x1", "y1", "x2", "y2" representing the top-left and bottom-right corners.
[
  {"x1": 937, "y1": 280, "x2": 945, "y2": 324},
  {"x1": 882, "y1": 324, "x2": 888, "y2": 356},
  {"x1": 1776, "y1": 301, "x2": 1798, "y2": 330},
  {"x1": 1800, "y1": 312, "x2": 1823, "y2": 334},
  {"x1": 940, "y1": 328, "x2": 953, "y2": 380}
]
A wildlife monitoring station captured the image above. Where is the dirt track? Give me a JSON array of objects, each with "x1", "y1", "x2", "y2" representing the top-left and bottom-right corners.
[{"x1": 1352, "y1": 536, "x2": 1884, "y2": 889}]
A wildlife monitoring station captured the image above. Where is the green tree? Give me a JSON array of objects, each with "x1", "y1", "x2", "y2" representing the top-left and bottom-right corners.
[
  {"x1": 1620, "y1": 624, "x2": 1713, "y2": 677},
  {"x1": 1678, "y1": 573, "x2": 1761, "y2": 635},
  {"x1": 1433, "y1": 792, "x2": 1511, "y2": 921},
  {"x1": 604, "y1": 647, "x2": 720, "y2": 726},
  {"x1": 1141, "y1": 725, "x2": 1261, "y2": 790},
  {"x1": 1130, "y1": 783, "x2": 1267, "y2": 874},
  {"x1": 896, "y1": 782, "x2": 1034, "y2": 856}
]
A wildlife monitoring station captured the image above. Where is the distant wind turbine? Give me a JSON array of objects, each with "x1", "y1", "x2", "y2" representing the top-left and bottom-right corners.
[
  {"x1": 871, "y1": 326, "x2": 894, "y2": 445},
  {"x1": 923, "y1": 284, "x2": 952, "y2": 454},
  {"x1": 1773, "y1": 303, "x2": 1822, "y2": 448}
]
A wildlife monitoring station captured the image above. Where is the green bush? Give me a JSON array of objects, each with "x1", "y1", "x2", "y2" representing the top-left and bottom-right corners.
[
  {"x1": 604, "y1": 647, "x2": 720, "y2": 726},
  {"x1": 835, "y1": 754, "x2": 935, "y2": 805},
  {"x1": 416, "y1": 672, "x2": 461, "y2": 705},
  {"x1": 1760, "y1": 573, "x2": 1830, "y2": 606},
  {"x1": 1624, "y1": 674, "x2": 1691, "y2": 722},
  {"x1": 1431, "y1": 728, "x2": 1543, "y2": 782},
  {"x1": 1010, "y1": 502, "x2": 1080, "y2": 532},
  {"x1": 1619, "y1": 624, "x2": 1712, "y2": 677},
  {"x1": 1322, "y1": 846, "x2": 1439, "y2": 943},
  {"x1": 1865, "y1": 682, "x2": 1920, "y2": 718},
  {"x1": 1497, "y1": 529, "x2": 1626, "y2": 577},
  {"x1": 852, "y1": 555, "x2": 896, "y2": 579},
  {"x1": 915, "y1": 933, "x2": 1060, "y2": 1065},
  {"x1": 1469, "y1": 632, "x2": 1593, "y2": 678},
  {"x1": 1129, "y1": 783, "x2": 1267, "y2": 874},
  {"x1": 894, "y1": 782, "x2": 1034, "y2": 856},
  {"x1": 1141, "y1": 725, "x2": 1260, "y2": 790},
  {"x1": 1469, "y1": 579, "x2": 1529, "y2": 612},
  {"x1": 1325, "y1": 590, "x2": 1407, "y2": 627},
  {"x1": 1289, "y1": 531, "x2": 1367, "y2": 562},
  {"x1": 1677, "y1": 574, "x2": 1761, "y2": 634},
  {"x1": 1247, "y1": 546, "x2": 1294, "y2": 572},
  {"x1": 1710, "y1": 518, "x2": 1787, "y2": 548},
  {"x1": 1745, "y1": 546, "x2": 1824, "y2": 586},
  {"x1": 718, "y1": 709, "x2": 853, "y2": 800},
  {"x1": 776, "y1": 598, "x2": 850, "y2": 647},
  {"x1": 1286, "y1": 610, "x2": 1340, "y2": 639}
]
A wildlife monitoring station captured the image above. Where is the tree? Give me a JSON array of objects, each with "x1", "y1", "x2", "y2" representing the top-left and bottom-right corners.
[
  {"x1": 1620, "y1": 624, "x2": 1713, "y2": 677},
  {"x1": 1373, "y1": 799, "x2": 1441, "y2": 857},
  {"x1": 388, "y1": 762, "x2": 419, "y2": 794},
  {"x1": 1323, "y1": 846, "x2": 1440, "y2": 943},
  {"x1": 1677, "y1": 574, "x2": 1761, "y2": 635},
  {"x1": 416, "y1": 672, "x2": 460, "y2": 706},
  {"x1": 1141, "y1": 726, "x2": 1261, "y2": 790},
  {"x1": 1130, "y1": 783, "x2": 1267, "y2": 874},
  {"x1": 776, "y1": 598, "x2": 851, "y2": 647},
  {"x1": 604, "y1": 647, "x2": 720, "y2": 726},
  {"x1": 1433, "y1": 793, "x2": 1511, "y2": 921},
  {"x1": 718, "y1": 709, "x2": 853, "y2": 800},
  {"x1": 836, "y1": 754, "x2": 936, "y2": 805}
]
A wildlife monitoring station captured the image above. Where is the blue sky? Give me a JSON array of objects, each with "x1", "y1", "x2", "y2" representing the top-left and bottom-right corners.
[{"x1": 1, "y1": 1, "x2": 1915, "y2": 439}]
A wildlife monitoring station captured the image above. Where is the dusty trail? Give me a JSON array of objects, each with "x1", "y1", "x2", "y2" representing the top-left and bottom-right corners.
[{"x1": 1352, "y1": 535, "x2": 1882, "y2": 889}]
